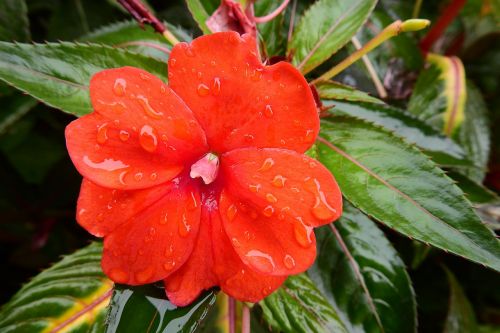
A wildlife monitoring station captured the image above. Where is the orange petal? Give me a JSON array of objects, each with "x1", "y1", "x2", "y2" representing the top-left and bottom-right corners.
[
  {"x1": 221, "y1": 148, "x2": 342, "y2": 227},
  {"x1": 211, "y1": 207, "x2": 286, "y2": 302},
  {"x1": 219, "y1": 188, "x2": 317, "y2": 276},
  {"x1": 102, "y1": 178, "x2": 201, "y2": 285},
  {"x1": 76, "y1": 178, "x2": 171, "y2": 237},
  {"x1": 168, "y1": 32, "x2": 318, "y2": 154},
  {"x1": 66, "y1": 67, "x2": 208, "y2": 190}
]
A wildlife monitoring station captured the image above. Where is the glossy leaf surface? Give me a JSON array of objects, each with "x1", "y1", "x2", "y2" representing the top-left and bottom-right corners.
[
  {"x1": 317, "y1": 116, "x2": 500, "y2": 272},
  {"x1": 0, "y1": 243, "x2": 112, "y2": 333},
  {"x1": 260, "y1": 274, "x2": 348, "y2": 333},
  {"x1": 289, "y1": 0, "x2": 377, "y2": 74},
  {"x1": 106, "y1": 284, "x2": 217, "y2": 333},
  {"x1": 316, "y1": 81, "x2": 384, "y2": 104},
  {"x1": 309, "y1": 203, "x2": 417, "y2": 333},
  {"x1": 323, "y1": 99, "x2": 472, "y2": 167},
  {"x1": 0, "y1": 42, "x2": 167, "y2": 117}
]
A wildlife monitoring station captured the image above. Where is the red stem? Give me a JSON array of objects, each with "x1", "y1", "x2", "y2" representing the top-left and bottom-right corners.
[
  {"x1": 229, "y1": 297, "x2": 236, "y2": 333},
  {"x1": 419, "y1": 0, "x2": 466, "y2": 54},
  {"x1": 117, "y1": 0, "x2": 166, "y2": 34}
]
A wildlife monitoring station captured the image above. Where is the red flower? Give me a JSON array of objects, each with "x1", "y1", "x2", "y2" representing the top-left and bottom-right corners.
[{"x1": 65, "y1": 32, "x2": 342, "y2": 306}]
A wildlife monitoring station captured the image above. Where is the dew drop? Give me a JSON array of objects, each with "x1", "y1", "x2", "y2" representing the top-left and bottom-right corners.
[
  {"x1": 163, "y1": 260, "x2": 176, "y2": 271},
  {"x1": 160, "y1": 85, "x2": 166, "y2": 93},
  {"x1": 212, "y1": 77, "x2": 221, "y2": 96},
  {"x1": 248, "y1": 184, "x2": 261, "y2": 193},
  {"x1": 250, "y1": 69, "x2": 263, "y2": 82},
  {"x1": 150, "y1": 172, "x2": 158, "y2": 181},
  {"x1": 160, "y1": 212, "x2": 168, "y2": 225},
  {"x1": 139, "y1": 125, "x2": 158, "y2": 153},
  {"x1": 304, "y1": 177, "x2": 338, "y2": 221},
  {"x1": 139, "y1": 72, "x2": 150, "y2": 81},
  {"x1": 263, "y1": 205, "x2": 274, "y2": 217},
  {"x1": 245, "y1": 250, "x2": 275, "y2": 273},
  {"x1": 135, "y1": 266, "x2": 154, "y2": 283},
  {"x1": 294, "y1": 220, "x2": 313, "y2": 248},
  {"x1": 258, "y1": 158, "x2": 274, "y2": 172},
  {"x1": 210, "y1": 60, "x2": 216, "y2": 66},
  {"x1": 264, "y1": 105, "x2": 273, "y2": 118},
  {"x1": 278, "y1": 206, "x2": 290, "y2": 220},
  {"x1": 283, "y1": 254, "x2": 296, "y2": 269},
  {"x1": 304, "y1": 129, "x2": 315, "y2": 143},
  {"x1": 226, "y1": 204, "x2": 238, "y2": 221},
  {"x1": 197, "y1": 71, "x2": 203, "y2": 79},
  {"x1": 244, "y1": 134, "x2": 254, "y2": 142},
  {"x1": 170, "y1": 58, "x2": 177, "y2": 67},
  {"x1": 113, "y1": 78, "x2": 126, "y2": 96},
  {"x1": 119, "y1": 171, "x2": 128, "y2": 185},
  {"x1": 231, "y1": 237, "x2": 241, "y2": 248},
  {"x1": 178, "y1": 213, "x2": 191, "y2": 237},
  {"x1": 197, "y1": 83, "x2": 210, "y2": 96},
  {"x1": 272, "y1": 175, "x2": 286, "y2": 188},
  {"x1": 185, "y1": 46, "x2": 195, "y2": 57},
  {"x1": 261, "y1": 286, "x2": 272, "y2": 296},
  {"x1": 136, "y1": 95, "x2": 163, "y2": 119},
  {"x1": 119, "y1": 130, "x2": 130, "y2": 142},
  {"x1": 161, "y1": 134, "x2": 168, "y2": 141},
  {"x1": 109, "y1": 268, "x2": 128, "y2": 283},
  {"x1": 266, "y1": 193, "x2": 278, "y2": 203},
  {"x1": 97, "y1": 123, "x2": 108, "y2": 144},
  {"x1": 134, "y1": 172, "x2": 143, "y2": 181}
]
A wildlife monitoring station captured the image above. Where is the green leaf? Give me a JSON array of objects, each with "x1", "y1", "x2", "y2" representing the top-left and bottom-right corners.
[
  {"x1": 260, "y1": 274, "x2": 348, "y2": 333},
  {"x1": 317, "y1": 115, "x2": 500, "y2": 272},
  {"x1": 106, "y1": 284, "x2": 217, "y2": 333},
  {"x1": 185, "y1": 0, "x2": 212, "y2": 34},
  {"x1": 443, "y1": 267, "x2": 478, "y2": 333},
  {"x1": 0, "y1": 93, "x2": 37, "y2": 135},
  {"x1": 0, "y1": 42, "x2": 167, "y2": 117},
  {"x1": 289, "y1": 0, "x2": 377, "y2": 74},
  {"x1": 322, "y1": 99, "x2": 472, "y2": 167},
  {"x1": 456, "y1": 82, "x2": 491, "y2": 182},
  {"x1": 0, "y1": 0, "x2": 30, "y2": 42},
  {"x1": 255, "y1": 0, "x2": 287, "y2": 57},
  {"x1": 316, "y1": 81, "x2": 384, "y2": 104},
  {"x1": 0, "y1": 243, "x2": 113, "y2": 333},
  {"x1": 309, "y1": 203, "x2": 417, "y2": 333},
  {"x1": 81, "y1": 20, "x2": 192, "y2": 62},
  {"x1": 408, "y1": 54, "x2": 466, "y2": 137},
  {"x1": 448, "y1": 171, "x2": 499, "y2": 205}
]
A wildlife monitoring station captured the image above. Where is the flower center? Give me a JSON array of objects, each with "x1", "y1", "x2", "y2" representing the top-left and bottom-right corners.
[{"x1": 190, "y1": 153, "x2": 219, "y2": 185}]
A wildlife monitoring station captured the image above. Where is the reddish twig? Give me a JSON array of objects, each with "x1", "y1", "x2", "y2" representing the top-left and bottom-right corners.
[
  {"x1": 419, "y1": 0, "x2": 466, "y2": 54},
  {"x1": 254, "y1": 0, "x2": 290, "y2": 23}
]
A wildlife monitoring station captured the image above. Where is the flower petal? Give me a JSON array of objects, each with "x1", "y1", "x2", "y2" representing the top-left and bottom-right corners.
[
  {"x1": 168, "y1": 32, "x2": 318, "y2": 153},
  {"x1": 221, "y1": 148, "x2": 342, "y2": 228},
  {"x1": 164, "y1": 190, "x2": 285, "y2": 306},
  {"x1": 76, "y1": 179, "x2": 171, "y2": 237},
  {"x1": 66, "y1": 67, "x2": 208, "y2": 190},
  {"x1": 219, "y1": 188, "x2": 317, "y2": 276},
  {"x1": 102, "y1": 177, "x2": 201, "y2": 285},
  {"x1": 211, "y1": 208, "x2": 286, "y2": 302}
]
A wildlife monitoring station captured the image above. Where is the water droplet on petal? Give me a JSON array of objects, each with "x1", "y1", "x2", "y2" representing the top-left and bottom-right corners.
[
  {"x1": 160, "y1": 85, "x2": 166, "y2": 93},
  {"x1": 139, "y1": 72, "x2": 150, "y2": 81},
  {"x1": 263, "y1": 205, "x2": 274, "y2": 217},
  {"x1": 244, "y1": 134, "x2": 254, "y2": 142},
  {"x1": 170, "y1": 58, "x2": 177, "y2": 67},
  {"x1": 160, "y1": 212, "x2": 168, "y2": 225},
  {"x1": 278, "y1": 207, "x2": 290, "y2": 220},
  {"x1": 304, "y1": 177, "x2": 338, "y2": 221},
  {"x1": 178, "y1": 213, "x2": 191, "y2": 237},
  {"x1": 266, "y1": 193, "x2": 278, "y2": 203},
  {"x1": 248, "y1": 184, "x2": 261, "y2": 193},
  {"x1": 212, "y1": 77, "x2": 221, "y2": 95},
  {"x1": 226, "y1": 204, "x2": 238, "y2": 221},
  {"x1": 150, "y1": 172, "x2": 158, "y2": 181},
  {"x1": 119, "y1": 130, "x2": 130, "y2": 142},
  {"x1": 163, "y1": 260, "x2": 176, "y2": 271},
  {"x1": 264, "y1": 105, "x2": 273, "y2": 118},
  {"x1": 139, "y1": 125, "x2": 158, "y2": 152},
  {"x1": 97, "y1": 123, "x2": 108, "y2": 144},
  {"x1": 231, "y1": 237, "x2": 241, "y2": 248},
  {"x1": 113, "y1": 79, "x2": 126, "y2": 96},
  {"x1": 294, "y1": 220, "x2": 314, "y2": 248},
  {"x1": 245, "y1": 250, "x2": 275, "y2": 273},
  {"x1": 135, "y1": 266, "x2": 154, "y2": 283},
  {"x1": 134, "y1": 172, "x2": 143, "y2": 181},
  {"x1": 304, "y1": 129, "x2": 315, "y2": 143},
  {"x1": 250, "y1": 69, "x2": 263, "y2": 81},
  {"x1": 109, "y1": 268, "x2": 128, "y2": 283},
  {"x1": 259, "y1": 158, "x2": 274, "y2": 172},
  {"x1": 136, "y1": 95, "x2": 163, "y2": 119},
  {"x1": 197, "y1": 83, "x2": 210, "y2": 96},
  {"x1": 185, "y1": 46, "x2": 195, "y2": 57},
  {"x1": 272, "y1": 175, "x2": 286, "y2": 188},
  {"x1": 284, "y1": 254, "x2": 296, "y2": 269}
]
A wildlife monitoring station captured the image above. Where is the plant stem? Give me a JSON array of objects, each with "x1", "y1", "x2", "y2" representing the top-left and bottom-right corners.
[
  {"x1": 412, "y1": 0, "x2": 424, "y2": 18},
  {"x1": 241, "y1": 305, "x2": 250, "y2": 333},
  {"x1": 254, "y1": 0, "x2": 290, "y2": 23},
  {"x1": 229, "y1": 297, "x2": 236, "y2": 333},
  {"x1": 351, "y1": 36, "x2": 387, "y2": 98},
  {"x1": 419, "y1": 0, "x2": 466, "y2": 54},
  {"x1": 311, "y1": 19, "x2": 430, "y2": 84},
  {"x1": 116, "y1": 0, "x2": 180, "y2": 45}
]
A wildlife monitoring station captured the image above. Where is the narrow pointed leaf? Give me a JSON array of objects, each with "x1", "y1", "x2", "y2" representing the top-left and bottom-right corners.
[
  {"x1": 0, "y1": 243, "x2": 113, "y2": 333},
  {"x1": 0, "y1": 42, "x2": 167, "y2": 117},
  {"x1": 443, "y1": 267, "x2": 478, "y2": 333},
  {"x1": 260, "y1": 274, "x2": 348, "y2": 333},
  {"x1": 0, "y1": 0, "x2": 30, "y2": 42},
  {"x1": 185, "y1": 0, "x2": 212, "y2": 34},
  {"x1": 408, "y1": 54, "x2": 466, "y2": 137},
  {"x1": 448, "y1": 171, "x2": 499, "y2": 205},
  {"x1": 106, "y1": 284, "x2": 217, "y2": 333},
  {"x1": 317, "y1": 115, "x2": 500, "y2": 272},
  {"x1": 322, "y1": 99, "x2": 472, "y2": 167},
  {"x1": 309, "y1": 203, "x2": 417, "y2": 333},
  {"x1": 316, "y1": 81, "x2": 384, "y2": 104},
  {"x1": 289, "y1": 0, "x2": 377, "y2": 74}
]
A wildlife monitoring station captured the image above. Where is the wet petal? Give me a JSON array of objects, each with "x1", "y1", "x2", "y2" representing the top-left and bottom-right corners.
[
  {"x1": 168, "y1": 32, "x2": 318, "y2": 153},
  {"x1": 221, "y1": 148, "x2": 342, "y2": 227},
  {"x1": 102, "y1": 177, "x2": 201, "y2": 285},
  {"x1": 66, "y1": 67, "x2": 208, "y2": 190},
  {"x1": 77, "y1": 178, "x2": 171, "y2": 237},
  {"x1": 219, "y1": 189, "x2": 317, "y2": 276}
]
